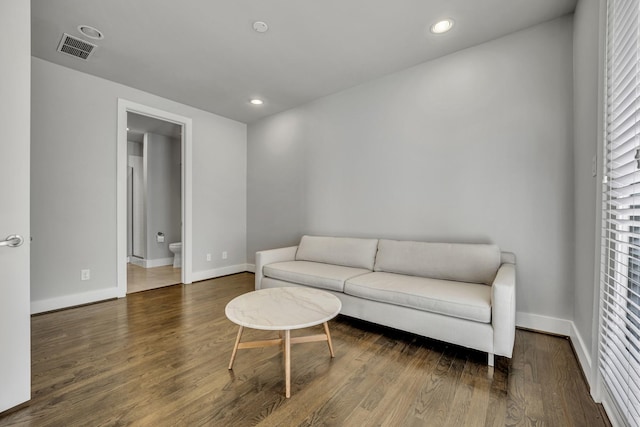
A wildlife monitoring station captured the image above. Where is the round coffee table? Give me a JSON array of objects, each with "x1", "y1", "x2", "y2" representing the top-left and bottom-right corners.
[{"x1": 225, "y1": 287, "x2": 342, "y2": 398}]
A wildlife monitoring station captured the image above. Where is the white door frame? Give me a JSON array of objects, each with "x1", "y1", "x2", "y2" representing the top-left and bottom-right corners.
[{"x1": 117, "y1": 99, "x2": 193, "y2": 296}]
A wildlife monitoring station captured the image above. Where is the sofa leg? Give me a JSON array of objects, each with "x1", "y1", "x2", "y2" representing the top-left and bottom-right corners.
[{"x1": 488, "y1": 353, "x2": 494, "y2": 367}]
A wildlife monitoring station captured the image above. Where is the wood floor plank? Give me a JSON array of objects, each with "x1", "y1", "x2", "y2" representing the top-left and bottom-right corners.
[
  {"x1": 296, "y1": 335, "x2": 411, "y2": 425},
  {"x1": 403, "y1": 345, "x2": 469, "y2": 427},
  {"x1": 483, "y1": 358, "x2": 509, "y2": 427},
  {"x1": 127, "y1": 263, "x2": 182, "y2": 294},
  {"x1": 505, "y1": 329, "x2": 527, "y2": 426},
  {"x1": 553, "y1": 334, "x2": 610, "y2": 426},
  {"x1": 537, "y1": 332, "x2": 569, "y2": 427},
  {"x1": 0, "y1": 273, "x2": 610, "y2": 427},
  {"x1": 522, "y1": 331, "x2": 545, "y2": 426},
  {"x1": 255, "y1": 332, "x2": 399, "y2": 426},
  {"x1": 451, "y1": 356, "x2": 493, "y2": 427},
  {"x1": 443, "y1": 356, "x2": 477, "y2": 427},
  {"x1": 352, "y1": 339, "x2": 442, "y2": 426}
]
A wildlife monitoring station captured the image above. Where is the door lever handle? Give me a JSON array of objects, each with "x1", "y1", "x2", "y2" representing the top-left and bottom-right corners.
[{"x1": 0, "y1": 235, "x2": 24, "y2": 248}]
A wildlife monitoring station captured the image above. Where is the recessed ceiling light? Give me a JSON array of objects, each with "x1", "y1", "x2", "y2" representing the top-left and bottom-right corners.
[
  {"x1": 430, "y1": 19, "x2": 454, "y2": 34},
  {"x1": 250, "y1": 99, "x2": 264, "y2": 105},
  {"x1": 78, "y1": 25, "x2": 104, "y2": 40},
  {"x1": 252, "y1": 21, "x2": 269, "y2": 33}
]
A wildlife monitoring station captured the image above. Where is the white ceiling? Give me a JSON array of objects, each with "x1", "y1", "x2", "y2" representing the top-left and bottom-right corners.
[{"x1": 31, "y1": 0, "x2": 577, "y2": 124}]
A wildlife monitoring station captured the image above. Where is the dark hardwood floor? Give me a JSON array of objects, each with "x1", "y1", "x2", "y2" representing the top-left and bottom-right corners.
[{"x1": 0, "y1": 273, "x2": 609, "y2": 426}]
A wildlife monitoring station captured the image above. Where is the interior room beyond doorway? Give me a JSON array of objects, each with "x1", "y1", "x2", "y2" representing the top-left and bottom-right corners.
[{"x1": 126, "y1": 112, "x2": 183, "y2": 293}]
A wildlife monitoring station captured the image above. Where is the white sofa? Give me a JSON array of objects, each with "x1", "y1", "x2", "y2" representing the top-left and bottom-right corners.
[{"x1": 255, "y1": 235, "x2": 516, "y2": 366}]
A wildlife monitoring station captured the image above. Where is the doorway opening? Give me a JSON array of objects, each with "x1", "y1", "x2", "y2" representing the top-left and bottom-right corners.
[
  {"x1": 126, "y1": 113, "x2": 182, "y2": 292},
  {"x1": 117, "y1": 99, "x2": 193, "y2": 296}
]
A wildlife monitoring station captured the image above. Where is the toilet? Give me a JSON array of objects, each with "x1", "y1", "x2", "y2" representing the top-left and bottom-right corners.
[{"x1": 169, "y1": 242, "x2": 182, "y2": 268}]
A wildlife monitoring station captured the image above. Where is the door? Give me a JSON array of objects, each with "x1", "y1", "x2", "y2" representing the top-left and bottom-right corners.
[{"x1": 0, "y1": 0, "x2": 31, "y2": 412}]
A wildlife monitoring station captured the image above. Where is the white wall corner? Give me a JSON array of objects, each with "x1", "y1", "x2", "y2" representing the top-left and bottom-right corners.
[
  {"x1": 190, "y1": 264, "x2": 253, "y2": 283},
  {"x1": 31, "y1": 287, "x2": 120, "y2": 315}
]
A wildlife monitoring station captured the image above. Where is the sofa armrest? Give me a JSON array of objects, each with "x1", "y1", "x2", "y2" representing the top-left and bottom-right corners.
[
  {"x1": 255, "y1": 246, "x2": 298, "y2": 289},
  {"x1": 491, "y1": 261, "x2": 516, "y2": 358}
]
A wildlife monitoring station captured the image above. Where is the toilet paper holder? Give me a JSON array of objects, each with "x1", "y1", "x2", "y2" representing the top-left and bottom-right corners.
[{"x1": 156, "y1": 232, "x2": 165, "y2": 243}]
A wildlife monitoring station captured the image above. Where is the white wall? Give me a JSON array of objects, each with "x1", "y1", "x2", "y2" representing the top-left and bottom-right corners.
[
  {"x1": 572, "y1": 0, "x2": 605, "y2": 386},
  {"x1": 31, "y1": 57, "x2": 247, "y2": 311},
  {"x1": 248, "y1": 16, "x2": 575, "y2": 323},
  {"x1": 144, "y1": 133, "x2": 181, "y2": 262}
]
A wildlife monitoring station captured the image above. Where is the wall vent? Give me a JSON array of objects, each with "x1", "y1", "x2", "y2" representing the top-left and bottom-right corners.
[{"x1": 56, "y1": 33, "x2": 97, "y2": 60}]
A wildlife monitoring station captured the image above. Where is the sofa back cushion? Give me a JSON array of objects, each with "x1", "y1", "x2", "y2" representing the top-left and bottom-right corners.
[
  {"x1": 295, "y1": 235, "x2": 379, "y2": 270},
  {"x1": 374, "y1": 240, "x2": 501, "y2": 285}
]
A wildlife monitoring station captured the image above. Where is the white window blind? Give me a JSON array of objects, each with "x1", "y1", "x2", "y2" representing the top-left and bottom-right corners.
[{"x1": 601, "y1": 0, "x2": 640, "y2": 425}]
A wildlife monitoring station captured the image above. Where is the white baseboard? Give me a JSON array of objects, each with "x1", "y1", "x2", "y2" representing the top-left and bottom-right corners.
[
  {"x1": 30, "y1": 263, "x2": 252, "y2": 314},
  {"x1": 128, "y1": 257, "x2": 173, "y2": 268},
  {"x1": 143, "y1": 257, "x2": 174, "y2": 268},
  {"x1": 516, "y1": 311, "x2": 572, "y2": 336},
  {"x1": 246, "y1": 263, "x2": 256, "y2": 273},
  {"x1": 129, "y1": 257, "x2": 145, "y2": 267},
  {"x1": 569, "y1": 322, "x2": 593, "y2": 387},
  {"x1": 190, "y1": 264, "x2": 252, "y2": 282},
  {"x1": 31, "y1": 287, "x2": 120, "y2": 314}
]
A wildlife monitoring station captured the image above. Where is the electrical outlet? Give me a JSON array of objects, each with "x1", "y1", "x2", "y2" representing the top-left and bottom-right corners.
[
  {"x1": 206, "y1": 253, "x2": 211, "y2": 261},
  {"x1": 81, "y1": 269, "x2": 90, "y2": 281},
  {"x1": 222, "y1": 251, "x2": 228, "y2": 260}
]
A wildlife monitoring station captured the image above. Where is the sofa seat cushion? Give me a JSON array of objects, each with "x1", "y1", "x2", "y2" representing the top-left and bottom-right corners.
[
  {"x1": 263, "y1": 261, "x2": 371, "y2": 292},
  {"x1": 344, "y1": 272, "x2": 491, "y2": 323}
]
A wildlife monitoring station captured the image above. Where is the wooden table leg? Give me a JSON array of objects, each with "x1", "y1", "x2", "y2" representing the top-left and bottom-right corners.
[
  {"x1": 285, "y1": 329, "x2": 291, "y2": 398},
  {"x1": 228, "y1": 326, "x2": 244, "y2": 370},
  {"x1": 323, "y1": 322, "x2": 335, "y2": 357}
]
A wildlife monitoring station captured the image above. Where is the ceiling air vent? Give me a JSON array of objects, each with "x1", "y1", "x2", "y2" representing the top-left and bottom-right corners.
[{"x1": 56, "y1": 33, "x2": 97, "y2": 60}]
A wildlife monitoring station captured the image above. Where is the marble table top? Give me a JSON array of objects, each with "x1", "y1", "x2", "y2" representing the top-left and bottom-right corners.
[{"x1": 225, "y1": 287, "x2": 342, "y2": 330}]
